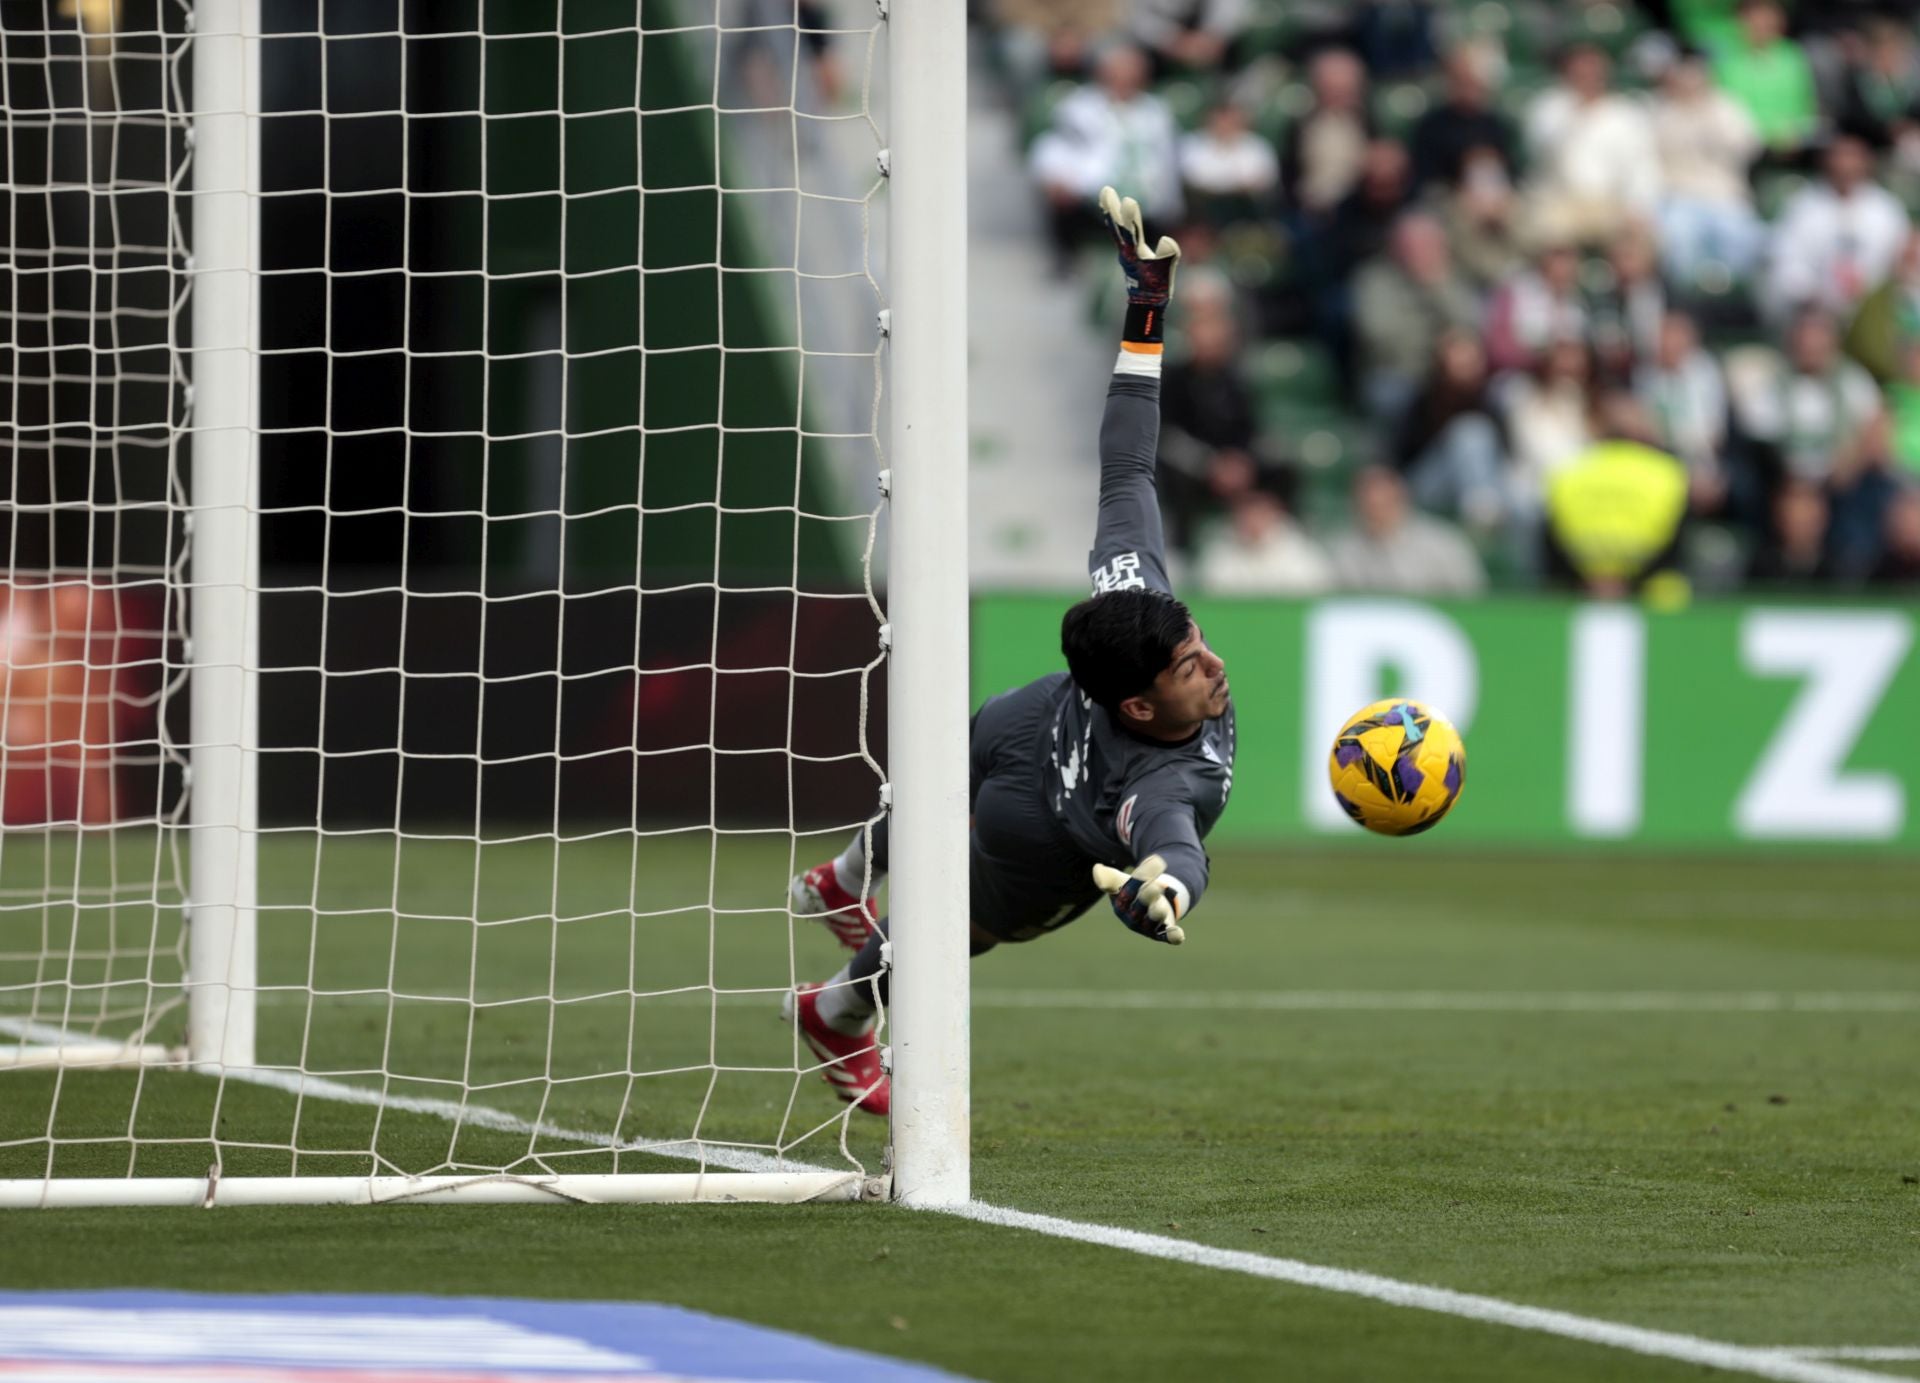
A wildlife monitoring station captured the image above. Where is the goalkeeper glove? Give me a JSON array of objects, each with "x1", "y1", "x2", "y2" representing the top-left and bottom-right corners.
[
  {"x1": 1098, "y1": 185, "x2": 1180, "y2": 308},
  {"x1": 1092, "y1": 853, "x2": 1188, "y2": 946}
]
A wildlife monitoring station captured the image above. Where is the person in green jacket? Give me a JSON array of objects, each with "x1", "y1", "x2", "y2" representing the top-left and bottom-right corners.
[
  {"x1": 1667, "y1": 0, "x2": 1745, "y2": 56},
  {"x1": 1712, "y1": 0, "x2": 1818, "y2": 155},
  {"x1": 1845, "y1": 231, "x2": 1920, "y2": 385}
]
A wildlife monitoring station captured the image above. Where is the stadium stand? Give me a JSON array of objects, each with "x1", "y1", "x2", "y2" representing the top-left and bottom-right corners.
[{"x1": 983, "y1": 0, "x2": 1920, "y2": 595}]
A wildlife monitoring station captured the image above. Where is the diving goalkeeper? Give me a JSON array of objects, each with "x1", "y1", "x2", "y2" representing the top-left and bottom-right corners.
[{"x1": 782, "y1": 188, "x2": 1236, "y2": 1115}]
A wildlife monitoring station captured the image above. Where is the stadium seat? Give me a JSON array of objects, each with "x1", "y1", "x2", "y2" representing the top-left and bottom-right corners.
[{"x1": 1157, "y1": 78, "x2": 1212, "y2": 131}]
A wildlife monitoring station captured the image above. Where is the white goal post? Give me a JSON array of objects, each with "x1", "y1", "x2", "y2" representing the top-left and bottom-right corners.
[{"x1": 0, "y1": 0, "x2": 967, "y2": 1208}]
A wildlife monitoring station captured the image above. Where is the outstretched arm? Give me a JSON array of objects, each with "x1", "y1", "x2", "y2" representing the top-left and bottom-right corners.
[
  {"x1": 1092, "y1": 798, "x2": 1210, "y2": 945},
  {"x1": 1088, "y1": 187, "x2": 1181, "y2": 598}
]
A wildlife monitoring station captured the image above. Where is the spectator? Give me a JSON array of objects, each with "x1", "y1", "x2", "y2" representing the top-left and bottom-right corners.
[
  {"x1": 1396, "y1": 329, "x2": 1513, "y2": 534},
  {"x1": 1734, "y1": 308, "x2": 1883, "y2": 485},
  {"x1": 1636, "y1": 310, "x2": 1734, "y2": 513},
  {"x1": 1196, "y1": 491, "x2": 1336, "y2": 595},
  {"x1": 1830, "y1": 409, "x2": 1905, "y2": 578},
  {"x1": 1836, "y1": 18, "x2": 1920, "y2": 154},
  {"x1": 1322, "y1": 138, "x2": 1418, "y2": 281},
  {"x1": 1656, "y1": 0, "x2": 1745, "y2": 54},
  {"x1": 1351, "y1": 211, "x2": 1481, "y2": 421},
  {"x1": 1523, "y1": 43, "x2": 1662, "y2": 246},
  {"x1": 1844, "y1": 229, "x2": 1920, "y2": 384},
  {"x1": 1501, "y1": 336, "x2": 1597, "y2": 503},
  {"x1": 1762, "y1": 133, "x2": 1910, "y2": 325},
  {"x1": 1746, "y1": 477, "x2": 1838, "y2": 583},
  {"x1": 1545, "y1": 393, "x2": 1691, "y2": 597},
  {"x1": 1156, "y1": 306, "x2": 1288, "y2": 556},
  {"x1": 1280, "y1": 48, "x2": 1375, "y2": 218},
  {"x1": 1484, "y1": 238, "x2": 1587, "y2": 374},
  {"x1": 1711, "y1": 0, "x2": 1819, "y2": 157},
  {"x1": 1651, "y1": 52, "x2": 1767, "y2": 285},
  {"x1": 1180, "y1": 100, "x2": 1279, "y2": 225},
  {"x1": 1131, "y1": 0, "x2": 1250, "y2": 76},
  {"x1": 1869, "y1": 483, "x2": 1920, "y2": 584},
  {"x1": 1409, "y1": 42, "x2": 1517, "y2": 191},
  {"x1": 989, "y1": 0, "x2": 1119, "y2": 89},
  {"x1": 1590, "y1": 224, "x2": 1668, "y2": 382},
  {"x1": 1327, "y1": 465, "x2": 1488, "y2": 595},
  {"x1": 1432, "y1": 146, "x2": 1527, "y2": 293},
  {"x1": 1029, "y1": 44, "x2": 1184, "y2": 272}
]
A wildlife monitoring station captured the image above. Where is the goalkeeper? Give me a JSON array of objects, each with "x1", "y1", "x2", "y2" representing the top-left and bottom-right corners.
[{"x1": 783, "y1": 187, "x2": 1236, "y2": 1115}]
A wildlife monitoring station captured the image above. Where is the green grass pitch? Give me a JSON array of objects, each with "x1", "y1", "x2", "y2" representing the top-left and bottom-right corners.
[{"x1": 4, "y1": 833, "x2": 1918, "y2": 1381}]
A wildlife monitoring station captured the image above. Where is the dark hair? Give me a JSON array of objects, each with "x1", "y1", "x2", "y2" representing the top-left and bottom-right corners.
[{"x1": 1059, "y1": 589, "x2": 1193, "y2": 713}]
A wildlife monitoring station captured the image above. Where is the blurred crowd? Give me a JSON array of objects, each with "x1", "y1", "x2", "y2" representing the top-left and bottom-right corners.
[{"x1": 984, "y1": 0, "x2": 1920, "y2": 598}]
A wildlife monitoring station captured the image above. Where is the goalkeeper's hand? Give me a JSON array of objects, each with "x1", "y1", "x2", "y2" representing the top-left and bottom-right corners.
[
  {"x1": 1098, "y1": 186, "x2": 1180, "y2": 307},
  {"x1": 1092, "y1": 854, "x2": 1187, "y2": 946}
]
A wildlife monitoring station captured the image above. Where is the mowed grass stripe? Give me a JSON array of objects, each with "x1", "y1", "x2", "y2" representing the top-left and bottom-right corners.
[
  {"x1": 6, "y1": 833, "x2": 1919, "y2": 1380},
  {"x1": 5, "y1": 1027, "x2": 1894, "y2": 1383}
]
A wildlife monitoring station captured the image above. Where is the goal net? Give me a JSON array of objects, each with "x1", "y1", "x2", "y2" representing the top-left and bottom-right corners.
[{"x1": 0, "y1": 0, "x2": 969, "y2": 1208}]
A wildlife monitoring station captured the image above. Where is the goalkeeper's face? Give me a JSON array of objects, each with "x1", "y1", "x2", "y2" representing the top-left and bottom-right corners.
[{"x1": 1142, "y1": 623, "x2": 1229, "y2": 728}]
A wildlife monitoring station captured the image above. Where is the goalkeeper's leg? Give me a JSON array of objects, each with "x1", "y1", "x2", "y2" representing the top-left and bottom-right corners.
[
  {"x1": 787, "y1": 916, "x2": 998, "y2": 1117},
  {"x1": 789, "y1": 820, "x2": 887, "y2": 950},
  {"x1": 792, "y1": 695, "x2": 996, "y2": 951},
  {"x1": 789, "y1": 836, "x2": 1099, "y2": 1115}
]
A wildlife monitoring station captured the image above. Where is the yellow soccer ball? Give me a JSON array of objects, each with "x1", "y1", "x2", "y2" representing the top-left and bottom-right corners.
[{"x1": 1327, "y1": 698, "x2": 1466, "y2": 837}]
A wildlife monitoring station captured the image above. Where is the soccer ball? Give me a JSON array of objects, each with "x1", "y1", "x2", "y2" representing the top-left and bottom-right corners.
[{"x1": 1327, "y1": 699, "x2": 1466, "y2": 837}]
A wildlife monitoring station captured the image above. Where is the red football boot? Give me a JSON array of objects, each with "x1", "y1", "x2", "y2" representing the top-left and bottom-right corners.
[
  {"x1": 782, "y1": 982, "x2": 889, "y2": 1117},
  {"x1": 788, "y1": 861, "x2": 879, "y2": 950}
]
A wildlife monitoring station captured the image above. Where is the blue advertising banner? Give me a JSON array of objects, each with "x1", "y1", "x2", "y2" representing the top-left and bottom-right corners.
[{"x1": 0, "y1": 1290, "x2": 968, "y2": 1383}]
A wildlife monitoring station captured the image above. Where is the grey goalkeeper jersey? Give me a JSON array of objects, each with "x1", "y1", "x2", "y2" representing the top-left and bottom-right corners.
[{"x1": 1040, "y1": 374, "x2": 1237, "y2": 912}]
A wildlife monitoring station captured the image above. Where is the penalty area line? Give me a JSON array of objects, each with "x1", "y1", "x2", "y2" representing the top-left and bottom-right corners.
[{"x1": 10, "y1": 1024, "x2": 1892, "y2": 1383}]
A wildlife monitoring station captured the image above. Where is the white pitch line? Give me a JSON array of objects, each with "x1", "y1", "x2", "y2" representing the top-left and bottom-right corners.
[
  {"x1": 206, "y1": 1066, "x2": 1902, "y2": 1383},
  {"x1": 974, "y1": 990, "x2": 1920, "y2": 1014},
  {"x1": 947, "y1": 1203, "x2": 1891, "y2": 1383},
  {"x1": 1773, "y1": 1348, "x2": 1920, "y2": 1362},
  {"x1": 6, "y1": 1022, "x2": 1900, "y2": 1383}
]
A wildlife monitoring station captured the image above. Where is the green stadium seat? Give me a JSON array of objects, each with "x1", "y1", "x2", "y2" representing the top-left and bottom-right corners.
[
  {"x1": 1375, "y1": 82, "x2": 1434, "y2": 139},
  {"x1": 1753, "y1": 169, "x2": 1808, "y2": 221},
  {"x1": 1157, "y1": 78, "x2": 1212, "y2": 132},
  {"x1": 1257, "y1": 80, "x2": 1315, "y2": 149},
  {"x1": 1250, "y1": 339, "x2": 1338, "y2": 411},
  {"x1": 1020, "y1": 80, "x2": 1077, "y2": 151},
  {"x1": 1238, "y1": 0, "x2": 1300, "y2": 61},
  {"x1": 1573, "y1": 1, "x2": 1647, "y2": 57}
]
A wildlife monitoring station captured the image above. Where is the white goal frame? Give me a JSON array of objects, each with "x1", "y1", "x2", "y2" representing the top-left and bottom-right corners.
[{"x1": 1, "y1": 0, "x2": 969, "y2": 1210}]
